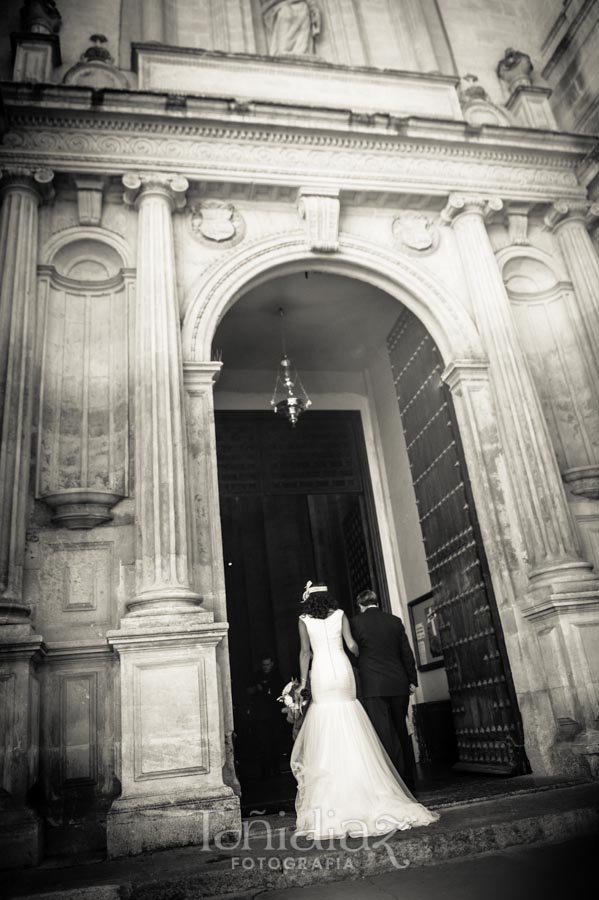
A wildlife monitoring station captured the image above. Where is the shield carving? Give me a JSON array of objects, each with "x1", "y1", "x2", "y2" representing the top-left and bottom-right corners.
[
  {"x1": 392, "y1": 214, "x2": 435, "y2": 252},
  {"x1": 191, "y1": 201, "x2": 238, "y2": 243},
  {"x1": 198, "y1": 203, "x2": 236, "y2": 242}
]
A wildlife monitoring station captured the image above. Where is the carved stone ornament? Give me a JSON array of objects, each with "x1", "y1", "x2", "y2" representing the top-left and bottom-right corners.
[
  {"x1": 73, "y1": 174, "x2": 106, "y2": 225},
  {"x1": 297, "y1": 187, "x2": 340, "y2": 252},
  {"x1": 505, "y1": 203, "x2": 532, "y2": 245},
  {"x1": 392, "y1": 213, "x2": 439, "y2": 254},
  {"x1": 42, "y1": 489, "x2": 125, "y2": 529},
  {"x1": 563, "y1": 466, "x2": 599, "y2": 500},
  {"x1": 458, "y1": 73, "x2": 489, "y2": 104},
  {"x1": 63, "y1": 34, "x2": 130, "y2": 89},
  {"x1": 190, "y1": 200, "x2": 246, "y2": 247},
  {"x1": 457, "y1": 73, "x2": 512, "y2": 128},
  {"x1": 497, "y1": 47, "x2": 534, "y2": 91}
]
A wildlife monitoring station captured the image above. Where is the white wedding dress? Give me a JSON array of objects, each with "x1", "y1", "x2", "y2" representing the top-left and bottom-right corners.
[{"x1": 290, "y1": 609, "x2": 439, "y2": 838}]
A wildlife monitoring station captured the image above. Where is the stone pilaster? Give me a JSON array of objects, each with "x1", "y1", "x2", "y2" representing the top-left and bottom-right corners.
[
  {"x1": 443, "y1": 194, "x2": 599, "y2": 774},
  {"x1": 0, "y1": 167, "x2": 53, "y2": 625},
  {"x1": 441, "y1": 194, "x2": 597, "y2": 593},
  {"x1": 183, "y1": 361, "x2": 239, "y2": 795},
  {"x1": 390, "y1": 0, "x2": 438, "y2": 72},
  {"x1": 122, "y1": 173, "x2": 201, "y2": 616}
]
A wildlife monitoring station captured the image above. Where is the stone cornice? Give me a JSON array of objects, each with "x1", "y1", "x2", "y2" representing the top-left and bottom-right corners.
[
  {"x1": 2, "y1": 83, "x2": 595, "y2": 158},
  {"x1": 0, "y1": 86, "x2": 595, "y2": 202}
]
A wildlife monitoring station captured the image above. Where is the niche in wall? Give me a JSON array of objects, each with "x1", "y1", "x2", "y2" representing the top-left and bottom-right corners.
[
  {"x1": 500, "y1": 248, "x2": 599, "y2": 500},
  {"x1": 36, "y1": 232, "x2": 134, "y2": 528}
]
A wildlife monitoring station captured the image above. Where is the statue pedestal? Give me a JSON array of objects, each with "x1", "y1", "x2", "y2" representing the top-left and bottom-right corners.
[
  {"x1": 506, "y1": 86, "x2": 558, "y2": 130},
  {"x1": 11, "y1": 33, "x2": 61, "y2": 83}
]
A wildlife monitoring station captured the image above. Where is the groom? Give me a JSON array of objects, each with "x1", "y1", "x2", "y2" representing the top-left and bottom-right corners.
[{"x1": 351, "y1": 589, "x2": 418, "y2": 791}]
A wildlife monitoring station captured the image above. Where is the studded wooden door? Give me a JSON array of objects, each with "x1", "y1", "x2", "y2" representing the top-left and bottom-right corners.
[{"x1": 388, "y1": 309, "x2": 528, "y2": 775}]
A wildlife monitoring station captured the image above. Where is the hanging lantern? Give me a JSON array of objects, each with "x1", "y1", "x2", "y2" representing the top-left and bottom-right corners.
[{"x1": 270, "y1": 308, "x2": 312, "y2": 427}]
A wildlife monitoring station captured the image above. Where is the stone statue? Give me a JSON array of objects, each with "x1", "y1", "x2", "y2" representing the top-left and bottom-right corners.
[
  {"x1": 497, "y1": 47, "x2": 534, "y2": 90},
  {"x1": 261, "y1": 0, "x2": 321, "y2": 56},
  {"x1": 20, "y1": 0, "x2": 62, "y2": 34}
]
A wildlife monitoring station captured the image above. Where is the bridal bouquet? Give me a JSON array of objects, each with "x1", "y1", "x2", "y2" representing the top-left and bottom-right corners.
[{"x1": 277, "y1": 678, "x2": 310, "y2": 724}]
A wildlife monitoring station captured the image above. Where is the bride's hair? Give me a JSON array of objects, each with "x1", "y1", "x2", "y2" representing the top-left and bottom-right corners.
[{"x1": 301, "y1": 584, "x2": 337, "y2": 619}]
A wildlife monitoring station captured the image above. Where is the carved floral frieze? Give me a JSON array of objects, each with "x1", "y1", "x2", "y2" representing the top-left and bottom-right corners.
[{"x1": 0, "y1": 118, "x2": 584, "y2": 202}]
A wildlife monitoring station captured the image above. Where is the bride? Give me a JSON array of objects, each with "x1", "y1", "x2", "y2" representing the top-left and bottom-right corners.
[{"x1": 290, "y1": 581, "x2": 439, "y2": 838}]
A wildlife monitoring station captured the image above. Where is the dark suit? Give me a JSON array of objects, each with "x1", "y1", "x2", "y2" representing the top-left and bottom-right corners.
[{"x1": 351, "y1": 606, "x2": 418, "y2": 789}]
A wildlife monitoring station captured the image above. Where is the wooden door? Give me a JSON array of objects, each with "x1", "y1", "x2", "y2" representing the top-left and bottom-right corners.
[
  {"x1": 387, "y1": 309, "x2": 529, "y2": 774},
  {"x1": 215, "y1": 411, "x2": 389, "y2": 699}
]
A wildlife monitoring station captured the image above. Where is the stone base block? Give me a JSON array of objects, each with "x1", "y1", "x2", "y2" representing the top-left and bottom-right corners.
[
  {"x1": 0, "y1": 808, "x2": 43, "y2": 869},
  {"x1": 106, "y1": 790, "x2": 241, "y2": 859},
  {"x1": 572, "y1": 730, "x2": 599, "y2": 779}
]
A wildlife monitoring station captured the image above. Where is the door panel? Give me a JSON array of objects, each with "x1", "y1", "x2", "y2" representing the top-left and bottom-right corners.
[
  {"x1": 221, "y1": 495, "x2": 277, "y2": 698},
  {"x1": 388, "y1": 309, "x2": 528, "y2": 775},
  {"x1": 343, "y1": 496, "x2": 378, "y2": 606},
  {"x1": 262, "y1": 494, "x2": 316, "y2": 677}
]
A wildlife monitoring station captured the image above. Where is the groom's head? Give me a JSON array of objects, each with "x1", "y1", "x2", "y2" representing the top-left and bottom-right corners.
[{"x1": 356, "y1": 589, "x2": 379, "y2": 613}]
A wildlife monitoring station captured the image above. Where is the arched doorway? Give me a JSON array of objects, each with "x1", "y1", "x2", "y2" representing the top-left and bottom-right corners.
[{"x1": 206, "y1": 265, "x2": 529, "y2": 808}]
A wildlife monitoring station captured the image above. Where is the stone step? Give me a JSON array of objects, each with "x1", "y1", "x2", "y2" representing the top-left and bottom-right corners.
[{"x1": 4, "y1": 782, "x2": 598, "y2": 900}]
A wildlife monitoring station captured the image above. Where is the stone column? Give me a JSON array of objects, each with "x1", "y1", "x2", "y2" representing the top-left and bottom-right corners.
[
  {"x1": 545, "y1": 202, "x2": 599, "y2": 366},
  {"x1": 442, "y1": 194, "x2": 599, "y2": 774},
  {"x1": 106, "y1": 176, "x2": 240, "y2": 858},
  {"x1": 0, "y1": 168, "x2": 51, "y2": 866},
  {"x1": 544, "y1": 203, "x2": 599, "y2": 500},
  {"x1": 442, "y1": 193, "x2": 597, "y2": 592},
  {"x1": 0, "y1": 168, "x2": 53, "y2": 622},
  {"x1": 122, "y1": 173, "x2": 201, "y2": 616}
]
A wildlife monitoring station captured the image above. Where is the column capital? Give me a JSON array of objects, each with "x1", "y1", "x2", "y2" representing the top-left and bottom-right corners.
[
  {"x1": 441, "y1": 358, "x2": 490, "y2": 392},
  {"x1": 0, "y1": 166, "x2": 54, "y2": 202},
  {"x1": 440, "y1": 193, "x2": 503, "y2": 225},
  {"x1": 183, "y1": 361, "x2": 223, "y2": 394},
  {"x1": 122, "y1": 172, "x2": 189, "y2": 211},
  {"x1": 543, "y1": 200, "x2": 599, "y2": 232}
]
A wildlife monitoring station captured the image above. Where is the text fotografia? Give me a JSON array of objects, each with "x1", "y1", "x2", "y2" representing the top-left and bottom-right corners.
[
  {"x1": 200, "y1": 812, "x2": 412, "y2": 870},
  {"x1": 233, "y1": 856, "x2": 372, "y2": 871}
]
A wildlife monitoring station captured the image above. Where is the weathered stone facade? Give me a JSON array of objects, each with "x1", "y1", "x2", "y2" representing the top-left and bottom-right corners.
[{"x1": 0, "y1": 0, "x2": 598, "y2": 868}]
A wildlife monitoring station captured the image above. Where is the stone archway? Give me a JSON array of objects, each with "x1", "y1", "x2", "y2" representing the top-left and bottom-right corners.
[
  {"x1": 181, "y1": 231, "x2": 545, "y2": 773},
  {"x1": 182, "y1": 232, "x2": 484, "y2": 365}
]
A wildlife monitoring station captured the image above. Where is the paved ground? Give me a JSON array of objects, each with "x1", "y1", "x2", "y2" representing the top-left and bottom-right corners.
[
  {"x1": 257, "y1": 834, "x2": 598, "y2": 900},
  {"x1": 2, "y1": 783, "x2": 597, "y2": 900}
]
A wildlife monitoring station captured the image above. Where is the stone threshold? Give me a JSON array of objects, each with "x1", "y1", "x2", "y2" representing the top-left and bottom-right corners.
[{"x1": 2, "y1": 781, "x2": 598, "y2": 900}]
